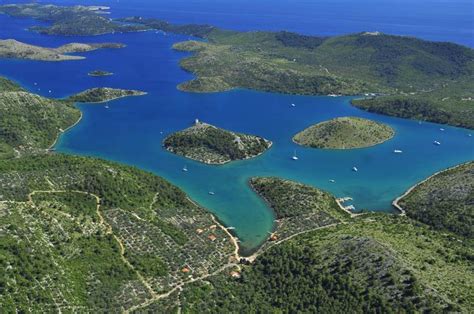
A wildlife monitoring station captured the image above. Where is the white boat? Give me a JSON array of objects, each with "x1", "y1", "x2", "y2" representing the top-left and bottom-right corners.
[
  {"x1": 393, "y1": 149, "x2": 403, "y2": 154},
  {"x1": 329, "y1": 179, "x2": 336, "y2": 183},
  {"x1": 182, "y1": 165, "x2": 188, "y2": 172},
  {"x1": 352, "y1": 166, "x2": 358, "y2": 172},
  {"x1": 208, "y1": 191, "x2": 215, "y2": 195},
  {"x1": 292, "y1": 150, "x2": 298, "y2": 160},
  {"x1": 433, "y1": 141, "x2": 441, "y2": 146},
  {"x1": 48, "y1": 90, "x2": 52, "y2": 93},
  {"x1": 105, "y1": 105, "x2": 109, "y2": 109},
  {"x1": 440, "y1": 128, "x2": 445, "y2": 131},
  {"x1": 291, "y1": 103, "x2": 296, "y2": 107},
  {"x1": 468, "y1": 134, "x2": 472, "y2": 137}
]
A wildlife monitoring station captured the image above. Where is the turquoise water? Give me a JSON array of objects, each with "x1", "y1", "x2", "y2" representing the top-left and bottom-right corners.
[{"x1": 1, "y1": 3, "x2": 473, "y2": 253}]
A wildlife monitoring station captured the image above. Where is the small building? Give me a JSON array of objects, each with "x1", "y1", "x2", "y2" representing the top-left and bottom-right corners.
[
  {"x1": 208, "y1": 234, "x2": 217, "y2": 242},
  {"x1": 269, "y1": 233, "x2": 278, "y2": 241},
  {"x1": 181, "y1": 267, "x2": 190, "y2": 273},
  {"x1": 196, "y1": 228, "x2": 204, "y2": 234},
  {"x1": 209, "y1": 225, "x2": 217, "y2": 230},
  {"x1": 230, "y1": 271, "x2": 241, "y2": 278}
]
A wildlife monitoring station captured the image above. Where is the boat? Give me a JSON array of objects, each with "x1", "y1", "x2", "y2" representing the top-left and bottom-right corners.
[
  {"x1": 440, "y1": 128, "x2": 445, "y2": 131},
  {"x1": 433, "y1": 141, "x2": 441, "y2": 146},
  {"x1": 105, "y1": 102, "x2": 109, "y2": 109},
  {"x1": 468, "y1": 134, "x2": 472, "y2": 137},
  {"x1": 291, "y1": 103, "x2": 296, "y2": 107},
  {"x1": 291, "y1": 150, "x2": 298, "y2": 160},
  {"x1": 393, "y1": 149, "x2": 403, "y2": 154},
  {"x1": 208, "y1": 191, "x2": 215, "y2": 195},
  {"x1": 352, "y1": 166, "x2": 358, "y2": 172},
  {"x1": 182, "y1": 165, "x2": 188, "y2": 172},
  {"x1": 329, "y1": 179, "x2": 336, "y2": 183}
]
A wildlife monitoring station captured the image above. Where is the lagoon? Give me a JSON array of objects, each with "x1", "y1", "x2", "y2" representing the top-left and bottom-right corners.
[{"x1": 0, "y1": 4, "x2": 473, "y2": 253}]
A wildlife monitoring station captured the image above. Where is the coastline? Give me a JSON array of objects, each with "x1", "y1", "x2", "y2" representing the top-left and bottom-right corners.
[
  {"x1": 48, "y1": 110, "x2": 83, "y2": 150},
  {"x1": 391, "y1": 162, "x2": 472, "y2": 215},
  {"x1": 72, "y1": 91, "x2": 148, "y2": 104}
]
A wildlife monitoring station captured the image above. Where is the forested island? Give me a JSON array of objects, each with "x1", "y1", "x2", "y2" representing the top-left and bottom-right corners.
[
  {"x1": 68, "y1": 87, "x2": 147, "y2": 103},
  {"x1": 293, "y1": 117, "x2": 395, "y2": 149},
  {"x1": 163, "y1": 121, "x2": 272, "y2": 164},
  {"x1": 88, "y1": 70, "x2": 114, "y2": 77},
  {"x1": 0, "y1": 39, "x2": 124, "y2": 61}
]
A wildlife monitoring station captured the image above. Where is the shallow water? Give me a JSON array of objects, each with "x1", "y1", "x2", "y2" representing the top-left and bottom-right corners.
[{"x1": 0, "y1": 1, "x2": 473, "y2": 253}]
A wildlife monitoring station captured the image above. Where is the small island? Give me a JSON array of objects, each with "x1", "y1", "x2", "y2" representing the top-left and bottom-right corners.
[
  {"x1": 88, "y1": 70, "x2": 114, "y2": 77},
  {"x1": 293, "y1": 117, "x2": 395, "y2": 149},
  {"x1": 68, "y1": 87, "x2": 147, "y2": 103},
  {"x1": 163, "y1": 121, "x2": 272, "y2": 164}
]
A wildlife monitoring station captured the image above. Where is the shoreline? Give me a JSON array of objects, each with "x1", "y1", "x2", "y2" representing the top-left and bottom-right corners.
[
  {"x1": 74, "y1": 91, "x2": 148, "y2": 104},
  {"x1": 391, "y1": 162, "x2": 472, "y2": 215},
  {"x1": 48, "y1": 110, "x2": 83, "y2": 150}
]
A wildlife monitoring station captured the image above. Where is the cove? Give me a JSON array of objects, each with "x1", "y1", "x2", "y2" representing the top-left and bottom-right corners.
[{"x1": 0, "y1": 16, "x2": 473, "y2": 254}]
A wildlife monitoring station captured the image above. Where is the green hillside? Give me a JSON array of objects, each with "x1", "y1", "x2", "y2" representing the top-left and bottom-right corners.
[
  {"x1": 398, "y1": 162, "x2": 474, "y2": 238},
  {"x1": 293, "y1": 117, "x2": 395, "y2": 149},
  {"x1": 0, "y1": 154, "x2": 235, "y2": 312},
  {"x1": 0, "y1": 91, "x2": 80, "y2": 157}
]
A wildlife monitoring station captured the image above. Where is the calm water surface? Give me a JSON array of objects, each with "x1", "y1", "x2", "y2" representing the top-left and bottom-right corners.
[{"x1": 0, "y1": 1, "x2": 473, "y2": 253}]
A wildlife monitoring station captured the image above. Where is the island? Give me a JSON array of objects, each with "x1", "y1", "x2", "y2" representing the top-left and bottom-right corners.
[
  {"x1": 293, "y1": 117, "x2": 395, "y2": 149},
  {"x1": 163, "y1": 121, "x2": 272, "y2": 164},
  {"x1": 0, "y1": 39, "x2": 125, "y2": 61},
  {"x1": 394, "y1": 161, "x2": 474, "y2": 238},
  {"x1": 88, "y1": 70, "x2": 114, "y2": 77},
  {"x1": 0, "y1": 4, "x2": 148, "y2": 36},
  {"x1": 68, "y1": 87, "x2": 147, "y2": 103},
  {"x1": 2, "y1": 3, "x2": 473, "y2": 128}
]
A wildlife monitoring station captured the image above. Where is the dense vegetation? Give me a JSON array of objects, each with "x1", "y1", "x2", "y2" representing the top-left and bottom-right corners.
[
  {"x1": 250, "y1": 177, "x2": 343, "y2": 219},
  {"x1": 293, "y1": 116, "x2": 395, "y2": 149},
  {"x1": 147, "y1": 215, "x2": 472, "y2": 312},
  {"x1": 172, "y1": 30, "x2": 473, "y2": 128},
  {"x1": 398, "y1": 162, "x2": 474, "y2": 238},
  {"x1": 68, "y1": 87, "x2": 146, "y2": 103},
  {"x1": 116, "y1": 17, "x2": 216, "y2": 38},
  {"x1": 352, "y1": 77, "x2": 474, "y2": 129},
  {"x1": 0, "y1": 77, "x2": 23, "y2": 92},
  {"x1": 164, "y1": 122, "x2": 271, "y2": 164},
  {"x1": 0, "y1": 4, "x2": 147, "y2": 36},
  {"x1": 0, "y1": 91, "x2": 80, "y2": 156},
  {"x1": 0, "y1": 154, "x2": 235, "y2": 311}
]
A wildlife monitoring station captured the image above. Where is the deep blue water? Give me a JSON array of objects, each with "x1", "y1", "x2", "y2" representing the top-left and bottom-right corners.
[{"x1": 0, "y1": 1, "x2": 473, "y2": 253}]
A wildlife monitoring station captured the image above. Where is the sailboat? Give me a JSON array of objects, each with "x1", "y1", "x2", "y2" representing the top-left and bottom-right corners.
[
  {"x1": 292, "y1": 150, "x2": 298, "y2": 160},
  {"x1": 182, "y1": 165, "x2": 188, "y2": 172},
  {"x1": 105, "y1": 102, "x2": 109, "y2": 109},
  {"x1": 352, "y1": 166, "x2": 358, "y2": 172}
]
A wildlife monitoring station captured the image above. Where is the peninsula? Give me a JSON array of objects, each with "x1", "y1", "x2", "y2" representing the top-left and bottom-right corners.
[
  {"x1": 68, "y1": 87, "x2": 147, "y2": 103},
  {"x1": 88, "y1": 70, "x2": 114, "y2": 77},
  {"x1": 0, "y1": 39, "x2": 125, "y2": 61},
  {"x1": 163, "y1": 121, "x2": 272, "y2": 164},
  {"x1": 293, "y1": 117, "x2": 395, "y2": 149}
]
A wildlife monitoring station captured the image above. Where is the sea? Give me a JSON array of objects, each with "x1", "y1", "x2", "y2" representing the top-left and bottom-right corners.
[{"x1": 0, "y1": 0, "x2": 473, "y2": 253}]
